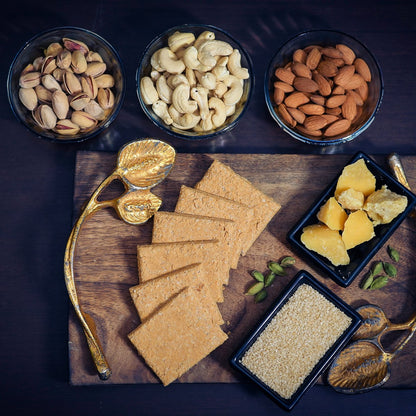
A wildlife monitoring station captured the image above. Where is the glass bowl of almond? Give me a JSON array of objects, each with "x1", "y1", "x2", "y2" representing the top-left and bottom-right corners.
[
  {"x1": 265, "y1": 30, "x2": 383, "y2": 145},
  {"x1": 7, "y1": 26, "x2": 125, "y2": 142}
]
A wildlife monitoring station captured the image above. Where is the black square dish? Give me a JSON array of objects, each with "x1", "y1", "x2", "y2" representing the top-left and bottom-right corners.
[
  {"x1": 230, "y1": 270, "x2": 362, "y2": 411},
  {"x1": 287, "y1": 152, "x2": 416, "y2": 287}
]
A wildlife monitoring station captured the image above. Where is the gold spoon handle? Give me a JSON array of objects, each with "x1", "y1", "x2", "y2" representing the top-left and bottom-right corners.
[{"x1": 64, "y1": 173, "x2": 118, "y2": 380}]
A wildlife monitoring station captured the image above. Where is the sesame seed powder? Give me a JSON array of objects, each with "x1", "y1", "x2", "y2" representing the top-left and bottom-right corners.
[{"x1": 240, "y1": 284, "x2": 352, "y2": 399}]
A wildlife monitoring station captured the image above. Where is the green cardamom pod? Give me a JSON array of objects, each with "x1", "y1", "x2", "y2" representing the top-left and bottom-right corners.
[
  {"x1": 383, "y1": 262, "x2": 397, "y2": 278},
  {"x1": 268, "y1": 261, "x2": 286, "y2": 276},
  {"x1": 254, "y1": 288, "x2": 268, "y2": 303},
  {"x1": 264, "y1": 271, "x2": 276, "y2": 287},
  {"x1": 388, "y1": 246, "x2": 400, "y2": 262},
  {"x1": 361, "y1": 273, "x2": 374, "y2": 290},
  {"x1": 280, "y1": 256, "x2": 296, "y2": 268},
  {"x1": 251, "y1": 270, "x2": 264, "y2": 282},
  {"x1": 246, "y1": 281, "x2": 265, "y2": 296},
  {"x1": 372, "y1": 261, "x2": 384, "y2": 277},
  {"x1": 370, "y1": 275, "x2": 389, "y2": 290}
]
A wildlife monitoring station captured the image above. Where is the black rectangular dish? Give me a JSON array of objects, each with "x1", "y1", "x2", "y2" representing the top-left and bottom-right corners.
[
  {"x1": 230, "y1": 270, "x2": 362, "y2": 411},
  {"x1": 287, "y1": 152, "x2": 416, "y2": 287}
]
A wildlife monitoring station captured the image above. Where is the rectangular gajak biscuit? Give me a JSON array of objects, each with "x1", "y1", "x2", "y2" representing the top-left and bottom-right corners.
[
  {"x1": 129, "y1": 263, "x2": 223, "y2": 324},
  {"x1": 175, "y1": 185, "x2": 254, "y2": 262},
  {"x1": 195, "y1": 160, "x2": 281, "y2": 254},
  {"x1": 137, "y1": 240, "x2": 227, "y2": 302},
  {"x1": 152, "y1": 211, "x2": 239, "y2": 270},
  {"x1": 128, "y1": 286, "x2": 228, "y2": 386}
]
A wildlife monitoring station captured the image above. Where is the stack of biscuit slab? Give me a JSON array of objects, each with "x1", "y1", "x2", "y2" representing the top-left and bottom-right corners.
[{"x1": 128, "y1": 159, "x2": 281, "y2": 386}]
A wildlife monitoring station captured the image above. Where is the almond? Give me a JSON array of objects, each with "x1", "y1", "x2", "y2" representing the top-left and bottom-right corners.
[
  {"x1": 332, "y1": 85, "x2": 346, "y2": 95},
  {"x1": 278, "y1": 103, "x2": 296, "y2": 127},
  {"x1": 324, "y1": 118, "x2": 351, "y2": 137},
  {"x1": 310, "y1": 94, "x2": 326, "y2": 106},
  {"x1": 326, "y1": 94, "x2": 347, "y2": 108},
  {"x1": 349, "y1": 89, "x2": 364, "y2": 106},
  {"x1": 296, "y1": 124, "x2": 322, "y2": 137},
  {"x1": 284, "y1": 91, "x2": 310, "y2": 108},
  {"x1": 343, "y1": 73, "x2": 365, "y2": 90},
  {"x1": 336, "y1": 44, "x2": 356, "y2": 65},
  {"x1": 293, "y1": 48, "x2": 307, "y2": 64},
  {"x1": 273, "y1": 81, "x2": 294, "y2": 93},
  {"x1": 321, "y1": 114, "x2": 339, "y2": 124},
  {"x1": 325, "y1": 106, "x2": 342, "y2": 115},
  {"x1": 298, "y1": 103, "x2": 325, "y2": 115},
  {"x1": 334, "y1": 65, "x2": 355, "y2": 87},
  {"x1": 317, "y1": 60, "x2": 338, "y2": 78},
  {"x1": 355, "y1": 81, "x2": 368, "y2": 101},
  {"x1": 306, "y1": 47, "x2": 322, "y2": 70},
  {"x1": 292, "y1": 62, "x2": 312, "y2": 78},
  {"x1": 273, "y1": 87, "x2": 285, "y2": 105},
  {"x1": 323, "y1": 56, "x2": 345, "y2": 67},
  {"x1": 304, "y1": 115, "x2": 329, "y2": 130},
  {"x1": 354, "y1": 58, "x2": 371, "y2": 82},
  {"x1": 287, "y1": 107, "x2": 306, "y2": 124},
  {"x1": 293, "y1": 76, "x2": 319, "y2": 93},
  {"x1": 275, "y1": 67, "x2": 295, "y2": 85},
  {"x1": 342, "y1": 92, "x2": 357, "y2": 120},
  {"x1": 321, "y1": 47, "x2": 343, "y2": 59},
  {"x1": 312, "y1": 71, "x2": 332, "y2": 96},
  {"x1": 353, "y1": 105, "x2": 364, "y2": 123}
]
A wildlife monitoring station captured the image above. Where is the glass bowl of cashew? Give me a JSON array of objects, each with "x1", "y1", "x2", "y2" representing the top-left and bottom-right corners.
[{"x1": 136, "y1": 23, "x2": 253, "y2": 140}]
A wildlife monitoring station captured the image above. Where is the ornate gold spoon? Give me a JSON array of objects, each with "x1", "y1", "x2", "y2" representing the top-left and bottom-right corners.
[
  {"x1": 327, "y1": 304, "x2": 416, "y2": 393},
  {"x1": 64, "y1": 138, "x2": 176, "y2": 380}
]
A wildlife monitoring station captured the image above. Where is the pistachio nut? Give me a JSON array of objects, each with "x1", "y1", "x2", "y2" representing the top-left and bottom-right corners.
[
  {"x1": 19, "y1": 72, "x2": 41, "y2": 89},
  {"x1": 84, "y1": 61, "x2": 106, "y2": 77},
  {"x1": 41, "y1": 74, "x2": 62, "y2": 92},
  {"x1": 32, "y1": 56, "x2": 44, "y2": 71},
  {"x1": 94, "y1": 74, "x2": 114, "y2": 89},
  {"x1": 52, "y1": 67, "x2": 66, "y2": 82},
  {"x1": 71, "y1": 110, "x2": 97, "y2": 130},
  {"x1": 41, "y1": 56, "x2": 57, "y2": 75},
  {"x1": 97, "y1": 88, "x2": 114, "y2": 109},
  {"x1": 21, "y1": 63, "x2": 35, "y2": 76},
  {"x1": 19, "y1": 87, "x2": 38, "y2": 111},
  {"x1": 35, "y1": 85, "x2": 53, "y2": 103},
  {"x1": 86, "y1": 51, "x2": 103, "y2": 63},
  {"x1": 80, "y1": 75, "x2": 98, "y2": 99},
  {"x1": 84, "y1": 100, "x2": 105, "y2": 120},
  {"x1": 70, "y1": 93, "x2": 90, "y2": 111},
  {"x1": 54, "y1": 119, "x2": 80, "y2": 135},
  {"x1": 62, "y1": 38, "x2": 89, "y2": 55},
  {"x1": 45, "y1": 42, "x2": 63, "y2": 57},
  {"x1": 62, "y1": 71, "x2": 82, "y2": 95},
  {"x1": 52, "y1": 90, "x2": 69, "y2": 119},
  {"x1": 56, "y1": 49, "x2": 72, "y2": 69},
  {"x1": 33, "y1": 104, "x2": 57, "y2": 129},
  {"x1": 71, "y1": 50, "x2": 88, "y2": 74}
]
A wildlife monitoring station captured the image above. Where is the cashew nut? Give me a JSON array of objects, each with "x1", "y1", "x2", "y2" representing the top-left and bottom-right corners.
[
  {"x1": 214, "y1": 81, "x2": 227, "y2": 98},
  {"x1": 172, "y1": 83, "x2": 198, "y2": 114},
  {"x1": 209, "y1": 97, "x2": 227, "y2": 127},
  {"x1": 225, "y1": 104, "x2": 236, "y2": 117},
  {"x1": 199, "y1": 72, "x2": 217, "y2": 90},
  {"x1": 169, "y1": 105, "x2": 200, "y2": 130},
  {"x1": 152, "y1": 100, "x2": 173, "y2": 125},
  {"x1": 167, "y1": 74, "x2": 189, "y2": 89},
  {"x1": 156, "y1": 75, "x2": 172, "y2": 104},
  {"x1": 193, "y1": 31, "x2": 216, "y2": 49},
  {"x1": 197, "y1": 40, "x2": 233, "y2": 69},
  {"x1": 150, "y1": 70, "x2": 161, "y2": 81},
  {"x1": 140, "y1": 76, "x2": 159, "y2": 105},
  {"x1": 168, "y1": 31, "x2": 195, "y2": 53},
  {"x1": 158, "y1": 47, "x2": 185, "y2": 74},
  {"x1": 150, "y1": 49, "x2": 163, "y2": 72},
  {"x1": 223, "y1": 75, "x2": 244, "y2": 106},
  {"x1": 200, "y1": 110, "x2": 214, "y2": 131},
  {"x1": 191, "y1": 87, "x2": 209, "y2": 120},
  {"x1": 228, "y1": 49, "x2": 249, "y2": 79},
  {"x1": 183, "y1": 46, "x2": 211, "y2": 72},
  {"x1": 185, "y1": 67, "x2": 197, "y2": 87}
]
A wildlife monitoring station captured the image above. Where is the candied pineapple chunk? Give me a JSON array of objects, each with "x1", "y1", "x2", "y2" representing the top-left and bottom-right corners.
[
  {"x1": 364, "y1": 185, "x2": 408, "y2": 225},
  {"x1": 301, "y1": 224, "x2": 350, "y2": 266},
  {"x1": 334, "y1": 159, "x2": 376, "y2": 199},
  {"x1": 317, "y1": 197, "x2": 348, "y2": 230},
  {"x1": 342, "y1": 210, "x2": 375, "y2": 250},
  {"x1": 337, "y1": 188, "x2": 364, "y2": 211}
]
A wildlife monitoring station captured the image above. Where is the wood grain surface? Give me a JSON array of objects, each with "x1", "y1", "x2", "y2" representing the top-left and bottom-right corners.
[{"x1": 68, "y1": 152, "x2": 416, "y2": 387}]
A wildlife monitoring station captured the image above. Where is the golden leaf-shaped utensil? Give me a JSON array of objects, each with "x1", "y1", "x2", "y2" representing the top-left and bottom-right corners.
[
  {"x1": 352, "y1": 304, "x2": 388, "y2": 341},
  {"x1": 64, "y1": 138, "x2": 175, "y2": 380}
]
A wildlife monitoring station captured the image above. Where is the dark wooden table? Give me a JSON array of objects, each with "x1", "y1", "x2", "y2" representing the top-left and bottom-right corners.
[{"x1": 1, "y1": 1, "x2": 415, "y2": 415}]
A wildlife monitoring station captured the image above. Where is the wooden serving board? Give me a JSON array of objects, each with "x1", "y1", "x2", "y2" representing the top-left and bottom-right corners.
[{"x1": 68, "y1": 152, "x2": 416, "y2": 387}]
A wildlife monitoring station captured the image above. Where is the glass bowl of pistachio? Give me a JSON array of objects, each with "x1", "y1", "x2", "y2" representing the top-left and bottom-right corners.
[
  {"x1": 7, "y1": 26, "x2": 125, "y2": 142},
  {"x1": 136, "y1": 23, "x2": 253, "y2": 140}
]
